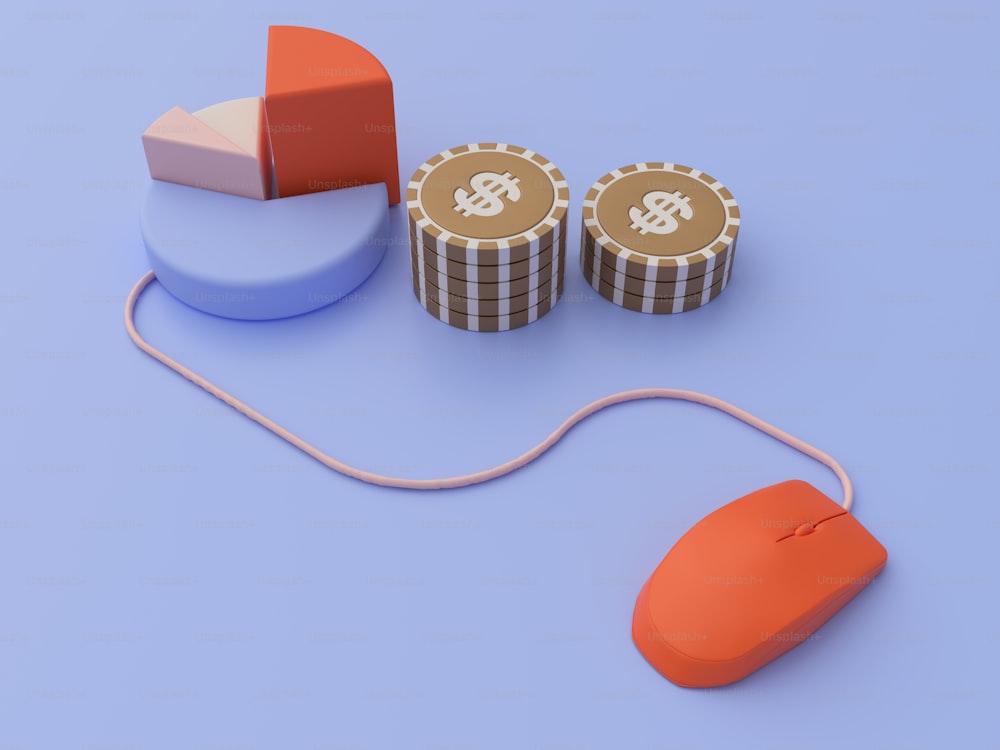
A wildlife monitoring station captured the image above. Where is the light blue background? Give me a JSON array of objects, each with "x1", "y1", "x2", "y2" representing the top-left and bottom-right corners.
[{"x1": 2, "y1": 1, "x2": 997, "y2": 747}]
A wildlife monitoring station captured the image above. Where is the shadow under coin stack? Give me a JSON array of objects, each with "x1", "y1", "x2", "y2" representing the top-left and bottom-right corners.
[
  {"x1": 581, "y1": 163, "x2": 740, "y2": 313},
  {"x1": 407, "y1": 144, "x2": 569, "y2": 331}
]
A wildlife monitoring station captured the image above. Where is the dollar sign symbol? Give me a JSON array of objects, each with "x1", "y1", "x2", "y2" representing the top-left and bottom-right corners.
[
  {"x1": 628, "y1": 190, "x2": 694, "y2": 235},
  {"x1": 453, "y1": 171, "x2": 521, "y2": 218}
]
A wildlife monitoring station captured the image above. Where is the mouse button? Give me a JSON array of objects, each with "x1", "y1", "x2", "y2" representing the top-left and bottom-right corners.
[
  {"x1": 814, "y1": 509, "x2": 848, "y2": 526},
  {"x1": 743, "y1": 480, "x2": 846, "y2": 541},
  {"x1": 775, "y1": 509, "x2": 849, "y2": 542},
  {"x1": 810, "y1": 512, "x2": 888, "y2": 569},
  {"x1": 778, "y1": 522, "x2": 886, "y2": 612}
]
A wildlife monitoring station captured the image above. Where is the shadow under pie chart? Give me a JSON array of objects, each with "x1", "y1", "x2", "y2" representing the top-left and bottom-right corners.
[{"x1": 140, "y1": 180, "x2": 389, "y2": 320}]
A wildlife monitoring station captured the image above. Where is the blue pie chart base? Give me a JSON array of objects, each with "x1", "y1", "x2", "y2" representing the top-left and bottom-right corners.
[{"x1": 141, "y1": 181, "x2": 390, "y2": 320}]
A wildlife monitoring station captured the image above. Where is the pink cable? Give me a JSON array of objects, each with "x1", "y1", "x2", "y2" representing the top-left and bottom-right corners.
[{"x1": 125, "y1": 270, "x2": 854, "y2": 510}]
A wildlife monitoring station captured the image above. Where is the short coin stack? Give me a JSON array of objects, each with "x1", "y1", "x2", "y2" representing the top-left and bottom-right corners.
[
  {"x1": 407, "y1": 143, "x2": 569, "y2": 331},
  {"x1": 581, "y1": 163, "x2": 740, "y2": 314}
]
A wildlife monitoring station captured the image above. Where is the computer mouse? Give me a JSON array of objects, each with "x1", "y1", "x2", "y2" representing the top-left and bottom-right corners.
[{"x1": 632, "y1": 479, "x2": 887, "y2": 687}]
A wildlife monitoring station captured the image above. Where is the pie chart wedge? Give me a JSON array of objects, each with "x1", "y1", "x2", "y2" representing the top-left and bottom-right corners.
[
  {"x1": 141, "y1": 98, "x2": 272, "y2": 201},
  {"x1": 141, "y1": 180, "x2": 389, "y2": 320},
  {"x1": 265, "y1": 25, "x2": 400, "y2": 204}
]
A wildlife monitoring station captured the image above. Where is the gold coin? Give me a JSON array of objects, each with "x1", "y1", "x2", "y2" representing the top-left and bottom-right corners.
[
  {"x1": 581, "y1": 163, "x2": 739, "y2": 282},
  {"x1": 407, "y1": 143, "x2": 568, "y2": 264}
]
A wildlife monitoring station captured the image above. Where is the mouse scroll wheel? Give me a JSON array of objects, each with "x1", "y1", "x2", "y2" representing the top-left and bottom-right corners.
[{"x1": 794, "y1": 522, "x2": 816, "y2": 536}]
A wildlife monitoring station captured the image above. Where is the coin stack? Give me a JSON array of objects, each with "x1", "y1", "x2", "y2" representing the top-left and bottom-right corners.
[
  {"x1": 407, "y1": 143, "x2": 569, "y2": 331},
  {"x1": 580, "y1": 163, "x2": 740, "y2": 314}
]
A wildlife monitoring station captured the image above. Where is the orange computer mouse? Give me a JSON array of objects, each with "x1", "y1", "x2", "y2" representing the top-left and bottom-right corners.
[{"x1": 632, "y1": 479, "x2": 887, "y2": 688}]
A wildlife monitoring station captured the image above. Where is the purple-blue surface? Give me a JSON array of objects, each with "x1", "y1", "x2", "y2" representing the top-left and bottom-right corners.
[{"x1": 2, "y1": 2, "x2": 997, "y2": 747}]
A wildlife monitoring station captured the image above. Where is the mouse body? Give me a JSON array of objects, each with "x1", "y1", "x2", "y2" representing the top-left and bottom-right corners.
[{"x1": 632, "y1": 479, "x2": 887, "y2": 687}]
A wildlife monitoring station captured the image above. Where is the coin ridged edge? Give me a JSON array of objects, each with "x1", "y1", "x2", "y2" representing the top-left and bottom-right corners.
[
  {"x1": 588, "y1": 270, "x2": 727, "y2": 314},
  {"x1": 419, "y1": 292, "x2": 561, "y2": 332},
  {"x1": 412, "y1": 255, "x2": 558, "y2": 301},
  {"x1": 580, "y1": 237, "x2": 736, "y2": 298},
  {"x1": 415, "y1": 240, "x2": 562, "y2": 285},
  {"x1": 410, "y1": 216, "x2": 564, "y2": 271},
  {"x1": 413, "y1": 233, "x2": 561, "y2": 284},
  {"x1": 580, "y1": 230, "x2": 734, "y2": 285},
  {"x1": 586, "y1": 248, "x2": 735, "y2": 314},
  {"x1": 413, "y1": 253, "x2": 563, "y2": 317},
  {"x1": 414, "y1": 278, "x2": 564, "y2": 331}
]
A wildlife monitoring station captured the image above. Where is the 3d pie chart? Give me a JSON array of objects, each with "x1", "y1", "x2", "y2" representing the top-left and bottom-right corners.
[{"x1": 140, "y1": 26, "x2": 399, "y2": 320}]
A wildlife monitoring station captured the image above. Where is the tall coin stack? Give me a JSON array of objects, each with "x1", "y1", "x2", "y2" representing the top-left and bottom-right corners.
[
  {"x1": 407, "y1": 143, "x2": 569, "y2": 331},
  {"x1": 581, "y1": 163, "x2": 740, "y2": 313}
]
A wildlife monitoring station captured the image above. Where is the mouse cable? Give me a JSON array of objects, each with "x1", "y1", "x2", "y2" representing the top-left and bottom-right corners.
[{"x1": 125, "y1": 270, "x2": 854, "y2": 510}]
